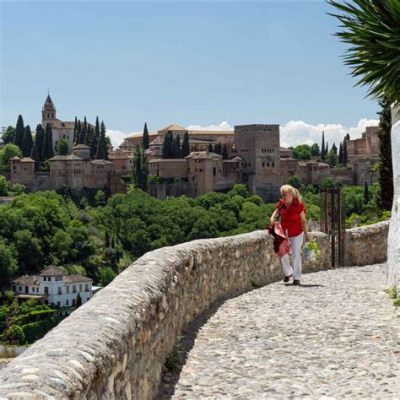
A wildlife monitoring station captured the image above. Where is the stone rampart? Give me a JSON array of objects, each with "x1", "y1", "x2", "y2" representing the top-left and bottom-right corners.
[{"x1": 0, "y1": 221, "x2": 388, "y2": 399}]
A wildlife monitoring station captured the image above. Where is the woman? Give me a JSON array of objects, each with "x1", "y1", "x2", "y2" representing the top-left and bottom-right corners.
[{"x1": 270, "y1": 184, "x2": 311, "y2": 285}]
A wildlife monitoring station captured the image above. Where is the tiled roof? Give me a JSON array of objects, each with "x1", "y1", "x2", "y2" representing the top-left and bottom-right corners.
[
  {"x1": 20, "y1": 157, "x2": 35, "y2": 163},
  {"x1": 188, "y1": 130, "x2": 233, "y2": 135},
  {"x1": 64, "y1": 275, "x2": 92, "y2": 283},
  {"x1": 72, "y1": 144, "x2": 90, "y2": 150},
  {"x1": 48, "y1": 154, "x2": 83, "y2": 161},
  {"x1": 148, "y1": 159, "x2": 187, "y2": 163},
  {"x1": 184, "y1": 151, "x2": 222, "y2": 160},
  {"x1": 91, "y1": 159, "x2": 113, "y2": 165},
  {"x1": 12, "y1": 275, "x2": 40, "y2": 285},
  {"x1": 40, "y1": 266, "x2": 64, "y2": 277},
  {"x1": 159, "y1": 124, "x2": 186, "y2": 132}
]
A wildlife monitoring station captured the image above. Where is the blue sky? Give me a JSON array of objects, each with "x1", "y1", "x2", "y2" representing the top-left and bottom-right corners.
[{"x1": 0, "y1": 0, "x2": 379, "y2": 147}]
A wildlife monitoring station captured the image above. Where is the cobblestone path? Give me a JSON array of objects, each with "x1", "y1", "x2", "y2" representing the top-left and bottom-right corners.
[{"x1": 170, "y1": 264, "x2": 400, "y2": 399}]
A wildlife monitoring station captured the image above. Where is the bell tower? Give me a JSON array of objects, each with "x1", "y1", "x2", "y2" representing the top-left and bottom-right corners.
[{"x1": 42, "y1": 92, "x2": 57, "y2": 127}]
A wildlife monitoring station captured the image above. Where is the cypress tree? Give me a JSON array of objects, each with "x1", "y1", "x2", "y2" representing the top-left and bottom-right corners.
[
  {"x1": 176, "y1": 134, "x2": 181, "y2": 158},
  {"x1": 142, "y1": 122, "x2": 149, "y2": 149},
  {"x1": 321, "y1": 131, "x2": 325, "y2": 161},
  {"x1": 363, "y1": 181, "x2": 370, "y2": 204},
  {"x1": 73, "y1": 116, "x2": 78, "y2": 144},
  {"x1": 141, "y1": 148, "x2": 149, "y2": 191},
  {"x1": 343, "y1": 136, "x2": 348, "y2": 165},
  {"x1": 35, "y1": 124, "x2": 45, "y2": 163},
  {"x1": 42, "y1": 123, "x2": 54, "y2": 161},
  {"x1": 95, "y1": 116, "x2": 100, "y2": 138},
  {"x1": 331, "y1": 143, "x2": 337, "y2": 155},
  {"x1": 181, "y1": 131, "x2": 190, "y2": 158},
  {"x1": 22, "y1": 125, "x2": 33, "y2": 157},
  {"x1": 30, "y1": 141, "x2": 39, "y2": 171},
  {"x1": 76, "y1": 120, "x2": 81, "y2": 145},
  {"x1": 90, "y1": 131, "x2": 98, "y2": 159},
  {"x1": 132, "y1": 144, "x2": 142, "y2": 188},
  {"x1": 14, "y1": 114, "x2": 25, "y2": 150},
  {"x1": 208, "y1": 143, "x2": 213, "y2": 152},
  {"x1": 95, "y1": 121, "x2": 108, "y2": 160},
  {"x1": 377, "y1": 99, "x2": 393, "y2": 210},
  {"x1": 338, "y1": 142, "x2": 343, "y2": 165}
]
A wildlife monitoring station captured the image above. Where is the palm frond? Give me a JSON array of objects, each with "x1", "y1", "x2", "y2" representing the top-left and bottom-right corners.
[{"x1": 328, "y1": 0, "x2": 400, "y2": 102}]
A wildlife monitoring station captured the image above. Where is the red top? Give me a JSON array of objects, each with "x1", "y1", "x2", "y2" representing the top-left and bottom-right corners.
[{"x1": 275, "y1": 199, "x2": 306, "y2": 237}]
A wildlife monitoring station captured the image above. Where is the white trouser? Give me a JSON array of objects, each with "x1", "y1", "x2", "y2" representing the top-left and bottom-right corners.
[{"x1": 280, "y1": 232, "x2": 304, "y2": 280}]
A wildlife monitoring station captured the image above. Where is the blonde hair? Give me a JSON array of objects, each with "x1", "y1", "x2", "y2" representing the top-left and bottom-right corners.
[{"x1": 280, "y1": 184, "x2": 302, "y2": 203}]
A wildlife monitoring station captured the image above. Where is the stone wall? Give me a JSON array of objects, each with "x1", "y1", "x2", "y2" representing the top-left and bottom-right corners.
[
  {"x1": 0, "y1": 221, "x2": 389, "y2": 399},
  {"x1": 344, "y1": 220, "x2": 389, "y2": 266}
]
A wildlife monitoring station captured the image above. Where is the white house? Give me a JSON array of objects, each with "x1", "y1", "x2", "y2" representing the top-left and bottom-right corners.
[{"x1": 12, "y1": 266, "x2": 92, "y2": 308}]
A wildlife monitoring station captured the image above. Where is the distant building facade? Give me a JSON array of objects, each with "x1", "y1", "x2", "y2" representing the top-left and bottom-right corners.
[{"x1": 12, "y1": 266, "x2": 92, "y2": 308}]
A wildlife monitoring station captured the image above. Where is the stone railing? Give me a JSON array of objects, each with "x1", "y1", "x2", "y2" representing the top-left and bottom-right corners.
[
  {"x1": 344, "y1": 220, "x2": 389, "y2": 266},
  {"x1": 0, "y1": 221, "x2": 388, "y2": 399}
]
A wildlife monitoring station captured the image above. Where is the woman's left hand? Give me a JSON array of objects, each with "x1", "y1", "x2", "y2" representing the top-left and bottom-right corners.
[{"x1": 305, "y1": 233, "x2": 311, "y2": 242}]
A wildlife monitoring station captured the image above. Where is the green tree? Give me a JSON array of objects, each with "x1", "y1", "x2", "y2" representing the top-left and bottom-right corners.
[
  {"x1": 287, "y1": 175, "x2": 303, "y2": 189},
  {"x1": 22, "y1": 125, "x2": 33, "y2": 157},
  {"x1": 343, "y1": 136, "x2": 348, "y2": 165},
  {"x1": 30, "y1": 142, "x2": 39, "y2": 170},
  {"x1": 293, "y1": 144, "x2": 312, "y2": 160},
  {"x1": 73, "y1": 116, "x2": 78, "y2": 144},
  {"x1": 320, "y1": 177, "x2": 336, "y2": 190},
  {"x1": 56, "y1": 139, "x2": 69, "y2": 155},
  {"x1": 208, "y1": 143, "x2": 213, "y2": 152},
  {"x1": 321, "y1": 131, "x2": 326, "y2": 161},
  {"x1": 3, "y1": 324, "x2": 25, "y2": 345},
  {"x1": 35, "y1": 124, "x2": 45, "y2": 163},
  {"x1": 100, "y1": 267, "x2": 116, "y2": 286},
  {"x1": 42, "y1": 123, "x2": 54, "y2": 161},
  {"x1": 95, "y1": 121, "x2": 108, "y2": 159},
  {"x1": 142, "y1": 122, "x2": 149, "y2": 149},
  {"x1": 311, "y1": 143, "x2": 320, "y2": 157},
  {"x1": 327, "y1": 148, "x2": 338, "y2": 167},
  {"x1": 0, "y1": 176, "x2": 8, "y2": 195},
  {"x1": 2, "y1": 126, "x2": 16, "y2": 144},
  {"x1": 338, "y1": 142, "x2": 343, "y2": 165},
  {"x1": 363, "y1": 181, "x2": 370, "y2": 204},
  {"x1": 377, "y1": 100, "x2": 393, "y2": 210},
  {"x1": 0, "y1": 240, "x2": 17, "y2": 281},
  {"x1": 14, "y1": 115, "x2": 25, "y2": 150},
  {"x1": 13, "y1": 229, "x2": 43, "y2": 274},
  {"x1": 181, "y1": 131, "x2": 190, "y2": 158},
  {"x1": 0, "y1": 144, "x2": 22, "y2": 168}
]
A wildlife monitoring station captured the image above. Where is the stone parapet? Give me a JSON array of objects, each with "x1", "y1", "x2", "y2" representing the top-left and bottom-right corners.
[
  {"x1": 344, "y1": 220, "x2": 389, "y2": 266},
  {"x1": 0, "y1": 221, "x2": 388, "y2": 399}
]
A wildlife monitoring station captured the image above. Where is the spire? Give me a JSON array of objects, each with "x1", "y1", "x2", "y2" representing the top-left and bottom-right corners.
[{"x1": 45, "y1": 92, "x2": 53, "y2": 105}]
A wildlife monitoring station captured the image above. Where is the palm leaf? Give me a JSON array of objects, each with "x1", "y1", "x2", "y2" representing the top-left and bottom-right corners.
[{"x1": 328, "y1": 0, "x2": 400, "y2": 102}]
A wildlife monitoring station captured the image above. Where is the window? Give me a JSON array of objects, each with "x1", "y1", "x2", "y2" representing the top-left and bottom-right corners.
[
  {"x1": 72, "y1": 299, "x2": 76, "y2": 307},
  {"x1": 66, "y1": 299, "x2": 69, "y2": 306},
  {"x1": 44, "y1": 287, "x2": 49, "y2": 295},
  {"x1": 57, "y1": 301, "x2": 60, "y2": 307},
  {"x1": 85, "y1": 284, "x2": 89, "y2": 292},
  {"x1": 73, "y1": 285, "x2": 76, "y2": 293},
  {"x1": 272, "y1": 162, "x2": 275, "y2": 167},
  {"x1": 47, "y1": 113, "x2": 50, "y2": 118},
  {"x1": 66, "y1": 285, "x2": 70, "y2": 294},
  {"x1": 19, "y1": 286, "x2": 22, "y2": 291},
  {"x1": 58, "y1": 287, "x2": 62, "y2": 295},
  {"x1": 79, "y1": 284, "x2": 82, "y2": 292}
]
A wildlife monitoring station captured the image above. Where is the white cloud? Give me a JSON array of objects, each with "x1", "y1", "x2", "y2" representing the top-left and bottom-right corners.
[
  {"x1": 186, "y1": 121, "x2": 233, "y2": 131},
  {"x1": 107, "y1": 118, "x2": 379, "y2": 149},
  {"x1": 107, "y1": 129, "x2": 141, "y2": 148},
  {"x1": 280, "y1": 118, "x2": 379, "y2": 148}
]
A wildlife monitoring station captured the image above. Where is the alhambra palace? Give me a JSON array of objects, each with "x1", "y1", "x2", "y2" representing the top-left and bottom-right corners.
[{"x1": 10, "y1": 95, "x2": 380, "y2": 201}]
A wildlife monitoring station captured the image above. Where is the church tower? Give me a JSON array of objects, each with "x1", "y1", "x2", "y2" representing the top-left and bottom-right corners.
[{"x1": 42, "y1": 93, "x2": 57, "y2": 127}]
